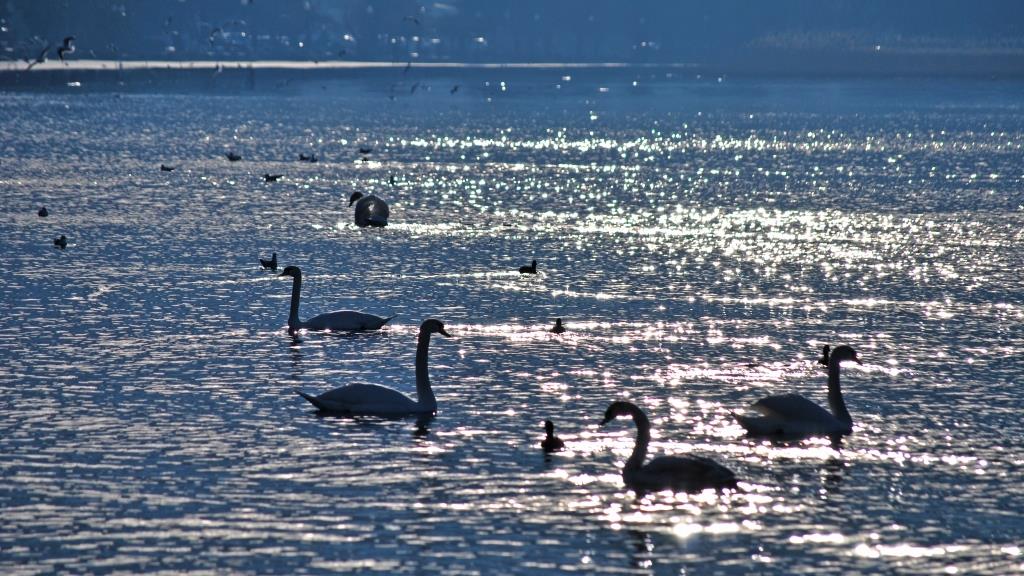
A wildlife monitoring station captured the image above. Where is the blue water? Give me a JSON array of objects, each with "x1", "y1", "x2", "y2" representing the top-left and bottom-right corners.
[{"x1": 2, "y1": 72, "x2": 1023, "y2": 574}]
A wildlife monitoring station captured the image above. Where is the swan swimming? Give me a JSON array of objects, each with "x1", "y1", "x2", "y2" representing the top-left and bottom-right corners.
[
  {"x1": 259, "y1": 252, "x2": 277, "y2": 271},
  {"x1": 733, "y1": 345, "x2": 861, "y2": 438},
  {"x1": 348, "y1": 191, "x2": 389, "y2": 227},
  {"x1": 278, "y1": 265, "x2": 393, "y2": 335},
  {"x1": 550, "y1": 318, "x2": 566, "y2": 334},
  {"x1": 541, "y1": 420, "x2": 565, "y2": 452},
  {"x1": 519, "y1": 260, "x2": 537, "y2": 274},
  {"x1": 296, "y1": 318, "x2": 451, "y2": 416},
  {"x1": 601, "y1": 401, "x2": 738, "y2": 494}
]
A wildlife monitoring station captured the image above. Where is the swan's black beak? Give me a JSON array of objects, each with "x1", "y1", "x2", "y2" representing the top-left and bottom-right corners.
[
  {"x1": 439, "y1": 328, "x2": 451, "y2": 337},
  {"x1": 854, "y1": 355, "x2": 863, "y2": 365},
  {"x1": 599, "y1": 416, "x2": 611, "y2": 426}
]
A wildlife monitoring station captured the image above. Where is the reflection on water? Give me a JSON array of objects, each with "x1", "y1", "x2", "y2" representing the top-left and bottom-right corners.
[{"x1": 1, "y1": 75, "x2": 1023, "y2": 574}]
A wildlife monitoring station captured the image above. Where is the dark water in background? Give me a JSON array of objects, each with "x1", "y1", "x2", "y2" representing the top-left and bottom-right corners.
[{"x1": 1, "y1": 71, "x2": 1023, "y2": 574}]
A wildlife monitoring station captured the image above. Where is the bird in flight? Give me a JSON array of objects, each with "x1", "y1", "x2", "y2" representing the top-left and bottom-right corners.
[
  {"x1": 58, "y1": 36, "x2": 76, "y2": 62},
  {"x1": 25, "y1": 44, "x2": 51, "y2": 70}
]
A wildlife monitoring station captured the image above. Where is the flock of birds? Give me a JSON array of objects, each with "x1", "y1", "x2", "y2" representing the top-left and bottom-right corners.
[{"x1": 253, "y1": 201, "x2": 862, "y2": 497}]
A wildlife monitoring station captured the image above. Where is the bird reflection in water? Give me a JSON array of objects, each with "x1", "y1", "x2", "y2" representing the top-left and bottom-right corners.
[
  {"x1": 628, "y1": 530, "x2": 655, "y2": 570},
  {"x1": 820, "y1": 457, "x2": 846, "y2": 496}
]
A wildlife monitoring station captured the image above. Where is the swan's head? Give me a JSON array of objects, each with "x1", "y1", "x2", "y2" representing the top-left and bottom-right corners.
[
  {"x1": 821, "y1": 344, "x2": 830, "y2": 355},
  {"x1": 600, "y1": 401, "x2": 641, "y2": 426},
  {"x1": 348, "y1": 191, "x2": 364, "y2": 206},
  {"x1": 544, "y1": 420, "x2": 555, "y2": 435},
  {"x1": 278, "y1": 265, "x2": 301, "y2": 278},
  {"x1": 829, "y1": 345, "x2": 861, "y2": 365},
  {"x1": 420, "y1": 318, "x2": 451, "y2": 337}
]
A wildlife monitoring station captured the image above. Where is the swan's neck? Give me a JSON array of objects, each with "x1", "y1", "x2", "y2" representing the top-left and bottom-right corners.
[
  {"x1": 625, "y1": 408, "x2": 650, "y2": 474},
  {"x1": 415, "y1": 330, "x2": 437, "y2": 412},
  {"x1": 288, "y1": 275, "x2": 303, "y2": 333},
  {"x1": 827, "y1": 361, "x2": 852, "y2": 426}
]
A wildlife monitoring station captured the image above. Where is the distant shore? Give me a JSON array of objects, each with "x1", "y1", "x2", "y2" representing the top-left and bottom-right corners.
[{"x1": 0, "y1": 60, "x2": 699, "y2": 73}]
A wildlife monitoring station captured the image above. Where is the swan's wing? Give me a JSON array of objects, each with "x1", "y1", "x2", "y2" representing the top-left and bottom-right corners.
[
  {"x1": 305, "y1": 310, "x2": 390, "y2": 331},
  {"x1": 317, "y1": 384, "x2": 414, "y2": 407},
  {"x1": 641, "y1": 455, "x2": 737, "y2": 489},
  {"x1": 751, "y1": 393, "x2": 835, "y2": 424}
]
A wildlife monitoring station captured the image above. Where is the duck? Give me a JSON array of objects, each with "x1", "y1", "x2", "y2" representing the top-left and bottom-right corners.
[
  {"x1": 348, "y1": 191, "x2": 390, "y2": 227},
  {"x1": 259, "y1": 252, "x2": 277, "y2": 271},
  {"x1": 519, "y1": 260, "x2": 537, "y2": 274},
  {"x1": 263, "y1": 173, "x2": 283, "y2": 182},
  {"x1": 818, "y1": 344, "x2": 831, "y2": 366},
  {"x1": 160, "y1": 164, "x2": 176, "y2": 172},
  {"x1": 298, "y1": 153, "x2": 318, "y2": 162},
  {"x1": 550, "y1": 318, "x2": 566, "y2": 334},
  {"x1": 358, "y1": 146, "x2": 373, "y2": 155},
  {"x1": 225, "y1": 152, "x2": 242, "y2": 162},
  {"x1": 53, "y1": 235, "x2": 67, "y2": 249},
  {"x1": 733, "y1": 345, "x2": 861, "y2": 438},
  {"x1": 37, "y1": 206, "x2": 48, "y2": 217},
  {"x1": 296, "y1": 318, "x2": 450, "y2": 416},
  {"x1": 541, "y1": 420, "x2": 565, "y2": 453},
  {"x1": 278, "y1": 266, "x2": 393, "y2": 335},
  {"x1": 600, "y1": 401, "x2": 738, "y2": 494}
]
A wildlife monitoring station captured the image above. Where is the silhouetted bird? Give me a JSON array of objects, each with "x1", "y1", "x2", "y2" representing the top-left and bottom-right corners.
[
  {"x1": 550, "y1": 318, "x2": 566, "y2": 334},
  {"x1": 53, "y1": 235, "x2": 67, "y2": 249},
  {"x1": 298, "y1": 153, "x2": 318, "y2": 162},
  {"x1": 25, "y1": 44, "x2": 51, "y2": 70},
  {"x1": 541, "y1": 420, "x2": 565, "y2": 453},
  {"x1": 160, "y1": 164, "x2": 176, "y2": 171},
  {"x1": 818, "y1": 344, "x2": 831, "y2": 367},
  {"x1": 519, "y1": 260, "x2": 538, "y2": 274},
  {"x1": 358, "y1": 147, "x2": 372, "y2": 155},
  {"x1": 225, "y1": 152, "x2": 242, "y2": 162},
  {"x1": 403, "y1": 61, "x2": 411, "y2": 74},
  {"x1": 37, "y1": 206, "x2": 48, "y2": 217},
  {"x1": 260, "y1": 252, "x2": 277, "y2": 271},
  {"x1": 450, "y1": 84, "x2": 460, "y2": 94},
  {"x1": 388, "y1": 174, "x2": 397, "y2": 186},
  {"x1": 263, "y1": 173, "x2": 283, "y2": 182},
  {"x1": 403, "y1": 16, "x2": 420, "y2": 25},
  {"x1": 57, "y1": 36, "x2": 75, "y2": 62}
]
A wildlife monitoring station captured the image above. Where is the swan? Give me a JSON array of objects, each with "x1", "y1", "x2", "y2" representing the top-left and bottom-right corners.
[
  {"x1": 278, "y1": 266, "x2": 393, "y2": 335},
  {"x1": 601, "y1": 401, "x2": 738, "y2": 493},
  {"x1": 53, "y1": 234, "x2": 67, "y2": 249},
  {"x1": 818, "y1": 344, "x2": 831, "y2": 366},
  {"x1": 296, "y1": 318, "x2": 451, "y2": 416},
  {"x1": 348, "y1": 192, "x2": 390, "y2": 227},
  {"x1": 541, "y1": 420, "x2": 565, "y2": 452},
  {"x1": 733, "y1": 345, "x2": 861, "y2": 437},
  {"x1": 259, "y1": 252, "x2": 277, "y2": 271},
  {"x1": 519, "y1": 260, "x2": 537, "y2": 274},
  {"x1": 550, "y1": 318, "x2": 566, "y2": 334}
]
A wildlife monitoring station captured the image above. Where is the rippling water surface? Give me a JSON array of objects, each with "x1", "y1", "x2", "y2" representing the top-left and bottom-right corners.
[{"x1": 2, "y1": 73, "x2": 1023, "y2": 574}]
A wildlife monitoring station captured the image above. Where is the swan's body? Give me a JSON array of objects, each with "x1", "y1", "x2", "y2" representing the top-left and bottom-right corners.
[
  {"x1": 601, "y1": 402, "x2": 737, "y2": 494},
  {"x1": 297, "y1": 318, "x2": 450, "y2": 416},
  {"x1": 733, "y1": 345, "x2": 861, "y2": 438},
  {"x1": 550, "y1": 318, "x2": 566, "y2": 334},
  {"x1": 818, "y1": 344, "x2": 831, "y2": 366},
  {"x1": 541, "y1": 420, "x2": 565, "y2": 452},
  {"x1": 278, "y1": 265, "x2": 393, "y2": 334},
  {"x1": 348, "y1": 192, "x2": 389, "y2": 227},
  {"x1": 260, "y1": 252, "x2": 277, "y2": 270},
  {"x1": 519, "y1": 260, "x2": 537, "y2": 274}
]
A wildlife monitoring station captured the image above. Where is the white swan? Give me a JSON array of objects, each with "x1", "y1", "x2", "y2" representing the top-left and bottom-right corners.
[
  {"x1": 279, "y1": 266, "x2": 393, "y2": 335},
  {"x1": 296, "y1": 318, "x2": 451, "y2": 416},
  {"x1": 601, "y1": 401, "x2": 738, "y2": 493},
  {"x1": 733, "y1": 345, "x2": 861, "y2": 437},
  {"x1": 348, "y1": 192, "x2": 389, "y2": 227}
]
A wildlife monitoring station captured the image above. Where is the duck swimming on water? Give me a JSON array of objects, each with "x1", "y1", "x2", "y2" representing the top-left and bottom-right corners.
[
  {"x1": 541, "y1": 420, "x2": 565, "y2": 453},
  {"x1": 519, "y1": 260, "x2": 537, "y2": 274}
]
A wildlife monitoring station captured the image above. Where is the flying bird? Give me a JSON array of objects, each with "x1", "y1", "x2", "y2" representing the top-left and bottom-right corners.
[
  {"x1": 25, "y1": 44, "x2": 51, "y2": 70},
  {"x1": 57, "y1": 36, "x2": 76, "y2": 62},
  {"x1": 450, "y1": 84, "x2": 460, "y2": 94}
]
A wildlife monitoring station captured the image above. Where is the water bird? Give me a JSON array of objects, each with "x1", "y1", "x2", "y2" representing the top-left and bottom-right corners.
[
  {"x1": 348, "y1": 191, "x2": 390, "y2": 227},
  {"x1": 57, "y1": 36, "x2": 75, "y2": 62},
  {"x1": 550, "y1": 318, "x2": 566, "y2": 334},
  {"x1": 818, "y1": 344, "x2": 831, "y2": 366},
  {"x1": 259, "y1": 252, "x2": 277, "y2": 270},
  {"x1": 53, "y1": 235, "x2": 67, "y2": 249},
  {"x1": 358, "y1": 146, "x2": 373, "y2": 155},
  {"x1": 296, "y1": 318, "x2": 450, "y2": 416},
  {"x1": 733, "y1": 345, "x2": 861, "y2": 438},
  {"x1": 388, "y1": 174, "x2": 397, "y2": 186},
  {"x1": 298, "y1": 153, "x2": 318, "y2": 162},
  {"x1": 519, "y1": 260, "x2": 538, "y2": 274},
  {"x1": 160, "y1": 164, "x2": 176, "y2": 172},
  {"x1": 225, "y1": 152, "x2": 242, "y2": 162},
  {"x1": 600, "y1": 401, "x2": 738, "y2": 494},
  {"x1": 278, "y1": 265, "x2": 393, "y2": 335},
  {"x1": 541, "y1": 420, "x2": 565, "y2": 453},
  {"x1": 25, "y1": 44, "x2": 51, "y2": 70},
  {"x1": 263, "y1": 173, "x2": 283, "y2": 182},
  {"x1": 37, "y1": 206, "x2": 48, "y2": 217},
  {"x1": 450, "y1": 84, "x2": 460, "y2": 94}
]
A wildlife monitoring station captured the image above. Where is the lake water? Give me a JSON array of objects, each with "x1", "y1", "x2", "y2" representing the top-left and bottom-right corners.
[{"x1": 1, "y1": 70, "x2": 1023, "y2": 574}]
